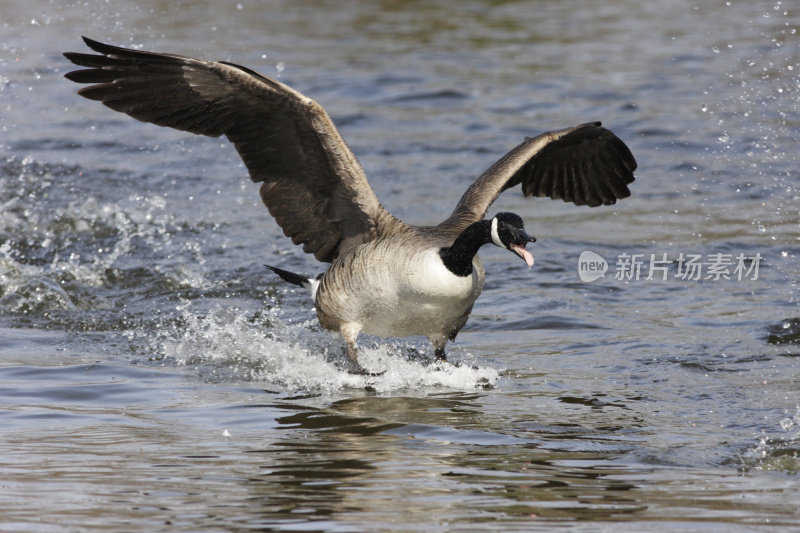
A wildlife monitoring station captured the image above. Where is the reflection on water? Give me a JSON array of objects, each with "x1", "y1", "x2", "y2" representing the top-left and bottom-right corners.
[
  {"x1": 2, "y1": 0, "x2": 800, "y2": 530},
  {"x1": 4, "y1": 375, "x2": 798, "y2": 530}
]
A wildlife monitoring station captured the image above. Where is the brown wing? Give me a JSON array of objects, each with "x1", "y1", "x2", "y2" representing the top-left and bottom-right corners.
[
  {"x1": 438, "y1": 122, "x2": 636, "y2": 236},
  {"x1": 64, "y1": 37, "x2": 394, "y2": 262}
]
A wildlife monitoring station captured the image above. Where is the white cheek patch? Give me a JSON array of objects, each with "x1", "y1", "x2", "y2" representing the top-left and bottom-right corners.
[{"x1": 490, "y1": 217, "x2": 504, "y2": 248}]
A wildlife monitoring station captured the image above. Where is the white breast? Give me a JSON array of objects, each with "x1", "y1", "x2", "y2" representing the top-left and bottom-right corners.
[
  {"x1": 315, "y1": 241, "x2": 486, "y2": 340},
  {"x1": 403, "y1": 248, "x2": 481, "y2": 299},
  {"x1": 363, "y1": 248, "x2": 484, "y2": 338}
]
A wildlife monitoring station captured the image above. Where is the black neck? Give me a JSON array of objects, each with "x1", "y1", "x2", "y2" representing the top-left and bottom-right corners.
[{"x1": 439, "y1": 220, "x2": 493, "y2": 277}]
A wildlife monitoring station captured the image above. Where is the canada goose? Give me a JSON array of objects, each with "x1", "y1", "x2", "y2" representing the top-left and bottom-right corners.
[{"x1": 64, "y1": 37, "x2": 636, "y2": 374}]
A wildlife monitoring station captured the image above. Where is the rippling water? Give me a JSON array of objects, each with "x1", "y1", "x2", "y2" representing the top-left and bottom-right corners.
[{"x1": 2, "y1": 0, "x2": 800, "y2": 530}]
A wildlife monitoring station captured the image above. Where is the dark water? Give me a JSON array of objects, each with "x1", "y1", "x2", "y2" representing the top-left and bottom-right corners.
[{"x1": 2, "y1": 0, "x2": 800, "y2": 530}]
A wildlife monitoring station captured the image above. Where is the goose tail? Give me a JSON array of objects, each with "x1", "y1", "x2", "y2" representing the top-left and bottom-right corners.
[{"x1": 264, "y1": 264, "x2": 321, "y2": 301}]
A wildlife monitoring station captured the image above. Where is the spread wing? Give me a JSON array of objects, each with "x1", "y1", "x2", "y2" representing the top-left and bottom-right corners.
[
  {"x1": 64, "y1": 37, "x2": 394, "y2": 262},
  {"x1": 438, "y1": 122, "x2": 636, "y2": 236}
]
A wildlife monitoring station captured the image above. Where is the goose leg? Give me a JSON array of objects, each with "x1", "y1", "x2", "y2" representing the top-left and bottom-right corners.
[
  {"x1": 340, "y1": 323, "x2": 368, "y2": 375},
  {"x1": 430, "y1": 335, "x2": 448, "y2": 363},
  {"x1": 344, "y1": 341, "x2": 366, "y2": 374},
  {"x1": 434, "y1": 346, "x2": 446, "y2": 362}
]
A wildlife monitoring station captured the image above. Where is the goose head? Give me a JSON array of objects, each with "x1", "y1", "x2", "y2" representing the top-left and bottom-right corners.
[{"x1": 490, "y1": 212, "x2": 536, "y2": 267}]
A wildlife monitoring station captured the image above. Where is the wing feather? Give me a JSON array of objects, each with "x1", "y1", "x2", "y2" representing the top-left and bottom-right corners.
[
  {"x1": 64, "y1": 37, "x2": 394, "y2": 262},
  {"x1": 439, "y1": 122, "x2": 636, "y2": 236}
]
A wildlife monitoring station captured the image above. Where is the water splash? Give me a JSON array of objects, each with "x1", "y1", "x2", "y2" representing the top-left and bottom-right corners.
[
  {"x1": 148, "y1": 302, "x2": 499, "y2": 393},
  {"x1": 0, "y1": 156, "x2": 212, "y2": 319},
  {"x1": 740, "y1": 405, "x2": 800, "y2": 473}
]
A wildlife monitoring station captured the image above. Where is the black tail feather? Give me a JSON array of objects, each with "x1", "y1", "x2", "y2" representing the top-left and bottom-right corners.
[{"x1": 264, "y1": 264, "x2": 310, "y2": 288}]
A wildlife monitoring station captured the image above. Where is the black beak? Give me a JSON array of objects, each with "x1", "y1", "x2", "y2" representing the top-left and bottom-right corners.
[{"x1": 512, "y1": 228, "x2": 536, "y2": 245}]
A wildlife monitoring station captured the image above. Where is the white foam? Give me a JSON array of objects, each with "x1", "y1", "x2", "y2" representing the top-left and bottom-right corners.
[{"x1": 156, "y1": 303, "x2": 499, "y2": 393}]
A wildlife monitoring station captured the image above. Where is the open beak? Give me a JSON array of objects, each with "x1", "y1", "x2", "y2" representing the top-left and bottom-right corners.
[{"x1": 510, "y1": 230, "x2": 536, "y2": 267}]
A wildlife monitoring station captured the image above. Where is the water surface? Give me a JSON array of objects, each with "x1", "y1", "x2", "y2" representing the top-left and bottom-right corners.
[{"x1": 2, "y1": 0, "x2": 799, "y2": 530}]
